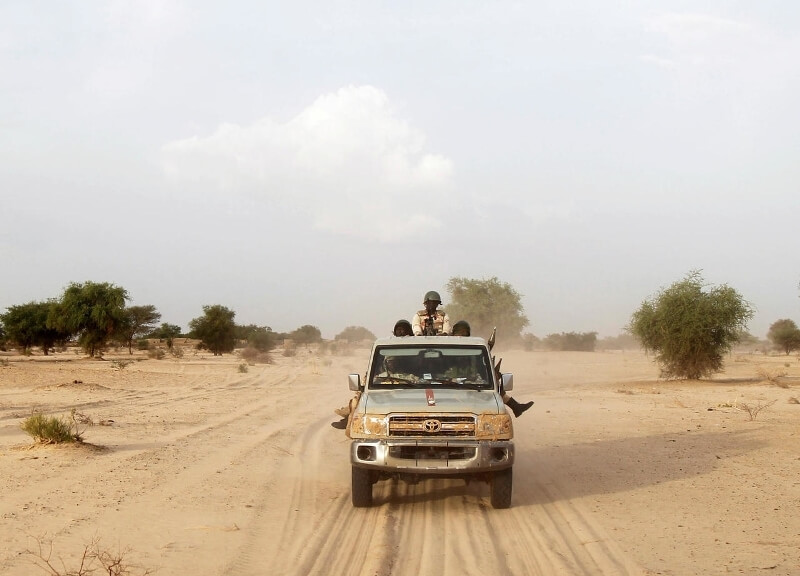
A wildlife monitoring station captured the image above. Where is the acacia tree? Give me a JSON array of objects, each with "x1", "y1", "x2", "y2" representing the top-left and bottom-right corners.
[
  {"x1": 629, "y1": 271, "x2": 753, "y2": 379},
  {"x1": 189, "y1": 305, "x2": 236, "y2": 355},
  {"x1": 152, "y1": 323, "x2": 182, "y2": 349},
  {"x1": 49, "y1": 282, "x2": 130, "y2": 357},
  {"x1": 767, "y1": 319, "x2": 800, "y2": 355},
  {"x1": 335, "y1": 326, "x2": 376, "y2": 343},
  {"x1": 118, "y1": 305, "x2": 162, "y2": 354},
  {"x1": 445, "y1": 277, "x2": 529, "y2": 341},
  {"x1": 236, "y1": 324, "x2": 276, "y2": 352},
  {"x1": 1, "y1": 301, "x2": 68, "y2": 355},
  {"x1": 290, "y1": 324, "x2": 322, "y2": 345}
]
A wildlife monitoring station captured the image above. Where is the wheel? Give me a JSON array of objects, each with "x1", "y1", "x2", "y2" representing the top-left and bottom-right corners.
[
  {"x1": 352, "y1": 466, "x2": 373, "y2": 507},
  {"x1": 490, "y1": 467, "x2": 512, "y2": 509}
]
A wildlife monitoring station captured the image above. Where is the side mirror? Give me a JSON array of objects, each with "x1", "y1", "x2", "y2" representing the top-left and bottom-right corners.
[
  {"x1": 348, "y1": 373, "x2": 361, "y2": 391},
  {"x1": 501, "y1": 373, "x2": 513, "y2": 392}
]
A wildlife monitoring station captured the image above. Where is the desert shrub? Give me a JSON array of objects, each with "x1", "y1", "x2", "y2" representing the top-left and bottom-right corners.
[
  {"x1": 240, "y1": 325, "x2": 276, "y2": 352},
  {"x1": 170, "y1": 346, "x2": 184, "y2": 358},
  {"x1": 111, "y1": 359, "x2": 133, "y2": 371},
  {"x1": 26, "y1": 534, "x2": 151, "y2": 576},
  {"x1": 240, "y1": 346, "x2": 258, "y2": 363},
  {"x1": 543, "y1": 331, "x2": 598, "y2": 351},
  {"x1": 137, "y1": 339, "x2": 150, "y2": 351},
  {"x1": 238, "y1": 363, "x2": 248, "y2": 373},
  {"x1": 737, "y1": 399, "x2": 777, "y2": 421},
  {"x1": 756, "y1": 366, "x2": 788, "y2": 386},
  {"x1": 147, "y1": 347, "x2": 165, "y2": 360},
  {"x1": 283, "y1": 340, "x2": 297, "y2": 357},
  {"x1": 21, "y1": 410, "x2": 83, "y2": 443},
  {"x1": 240, "y1": 346, "x2": 271, "y2": 363},
  {"x1": 0, "y1": 358, "x2": 9, "y2": 367},
  {"x1": 629, "y1": 271, "x2": 753, "y2": 379}
]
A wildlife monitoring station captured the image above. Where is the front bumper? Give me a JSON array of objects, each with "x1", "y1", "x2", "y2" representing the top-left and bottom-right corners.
[{"x1": 350, "y1": 439, "x2": 514, "y2": 473}]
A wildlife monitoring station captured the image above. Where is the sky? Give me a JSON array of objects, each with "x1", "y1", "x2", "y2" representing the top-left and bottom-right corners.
[{"x1": 2, "y1": 1, "x2": 799, "y2": 340}]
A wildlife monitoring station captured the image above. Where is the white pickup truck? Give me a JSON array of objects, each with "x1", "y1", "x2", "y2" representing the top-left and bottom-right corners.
[{"x1": 346, "y1": 335, "x2": 515, "y2": 508}]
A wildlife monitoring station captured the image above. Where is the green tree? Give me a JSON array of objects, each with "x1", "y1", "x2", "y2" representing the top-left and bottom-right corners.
[
  {"x1": 49, "y1": 282, "x2": 129, "y2": 357},
  {"x1": 628, "y1": 271, "x2": 753, "y2": 379},
  {"x1": 335, "y1": 326, "x2": 376, "y2": 343},
  {"x1": 236, "y1": 324, "x2": 276, "y2": 352},
  {"x1": 1, "y1": 301, "x2": 68, "y2": 355},
  {"x1": 543, "y1": 331, "x2": 598, "y2": 351},
  {"x1": 118, "y1": 305, "x2": 162, "y2": 354},
  {"x1": 766, "y1": 319, "x2": 800, "y2": 355},
  {"x1": 290, "y1": 324, "x2": 322, "y2": 345},
  {"x1": 151, "y1": 323, "x2": 183, "y2": 349},
  {"x1": 189, "y1": 305, "x2": 236, "y2": 355},
  {"x1": 445, "y1": 277, "x2": 529, "y2": 341}
]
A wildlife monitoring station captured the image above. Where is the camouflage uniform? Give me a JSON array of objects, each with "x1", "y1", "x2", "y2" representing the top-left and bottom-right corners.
[{"x1": 412, "y1": 309, "x2": 452, "y2": 336}]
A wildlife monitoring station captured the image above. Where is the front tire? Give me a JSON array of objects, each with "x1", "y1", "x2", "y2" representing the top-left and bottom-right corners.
[
  {"x1": 352, "y1": 466, "x2": 373, "y2": 507},
  {"x1": 490, "y1": 467, "x2": 513, "y2": 509}
]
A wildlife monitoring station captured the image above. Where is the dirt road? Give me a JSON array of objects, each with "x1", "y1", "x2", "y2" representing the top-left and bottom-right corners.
[{"x1": 1, "y1": 348, "x2": 798, "y2": 575}]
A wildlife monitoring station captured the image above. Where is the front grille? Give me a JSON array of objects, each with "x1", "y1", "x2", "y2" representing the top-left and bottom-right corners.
[
  {"x1": 388, "y1": 445, "x2": 477, "y2": 460},
  {"x1": 388, "y1": 414, "x2": 476, "y2": 437}
]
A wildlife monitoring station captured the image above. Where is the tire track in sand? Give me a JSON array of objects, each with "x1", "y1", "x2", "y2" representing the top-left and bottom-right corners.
[{"x1": 224, "y1": 413, "x2": 643, "y2": 576}]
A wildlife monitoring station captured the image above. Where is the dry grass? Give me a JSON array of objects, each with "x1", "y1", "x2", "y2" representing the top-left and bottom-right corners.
[
  {"x1": 755, "y1": 366, "x2": 789, "y2": 387},
  {"x1": 26, "y1": 534, "x2": 151, "y2": 576},
  {"x1": 110, "y1": 359, "x2": 134, "y2": 371},
  {"x1": 737, "y1": 399, "x2": 777, "y2": 421},
  {"x1": 20, "y1": 410, "x2": 85, "y2": 444}
]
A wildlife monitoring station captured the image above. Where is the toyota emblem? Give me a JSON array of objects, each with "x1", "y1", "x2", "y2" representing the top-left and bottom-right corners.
[{"x1": 423, "y1": 419, "x2": 441, "y2": 433}]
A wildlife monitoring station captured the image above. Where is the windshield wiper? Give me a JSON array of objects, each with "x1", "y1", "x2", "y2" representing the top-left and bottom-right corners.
[{"x1": 428, "y1": 378, "x2": 488, "y2": 390}]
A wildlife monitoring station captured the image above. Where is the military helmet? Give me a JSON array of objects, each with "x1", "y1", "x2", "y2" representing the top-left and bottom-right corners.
[
  {"x1": 452, "y1": 320, "x2": 471, "y2": 337},
  {"x1": 393, "y1": 319, "x2": 413, "y2": 337},
  {"x1": 423, "y1": 290, "x2": 442, "y2": 304}
]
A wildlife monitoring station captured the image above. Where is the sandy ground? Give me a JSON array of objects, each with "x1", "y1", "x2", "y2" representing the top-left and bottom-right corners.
[{"x1": 1, "y1": 344, "x2": 798, "y2": 576}]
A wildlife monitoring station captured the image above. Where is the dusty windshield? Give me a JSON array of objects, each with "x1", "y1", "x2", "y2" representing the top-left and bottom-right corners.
[{"x1": 370, "y1": 345, "x2": 493, "y2": 390}]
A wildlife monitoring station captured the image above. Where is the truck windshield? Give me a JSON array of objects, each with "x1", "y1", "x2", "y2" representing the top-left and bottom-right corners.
[{"x1": 369, "y1": 345, "x2": 493, "y2": 390}]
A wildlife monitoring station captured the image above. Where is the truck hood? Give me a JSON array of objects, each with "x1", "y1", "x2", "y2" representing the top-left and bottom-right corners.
[{"x1": 361, "y1": 389, "x2": 502, "y2": 415}]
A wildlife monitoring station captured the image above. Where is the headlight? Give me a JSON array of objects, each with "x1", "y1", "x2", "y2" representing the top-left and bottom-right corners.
[
  {"x1": 475, "y1": 413, "x2": 513, "y2": 439},
  {"x1": 350, "y1": 414, "x2": 389, "y2": 437}
]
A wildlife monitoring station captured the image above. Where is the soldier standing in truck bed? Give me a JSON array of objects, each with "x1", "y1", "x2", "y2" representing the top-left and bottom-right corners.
[{"x1": 412, "y1": 291, "x2": 452, "y2": 336}]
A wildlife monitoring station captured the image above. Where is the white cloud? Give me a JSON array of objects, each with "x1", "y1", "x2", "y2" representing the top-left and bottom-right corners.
[{"x1": 161, "y1": 85, "x2": 454, "y2": 241}]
